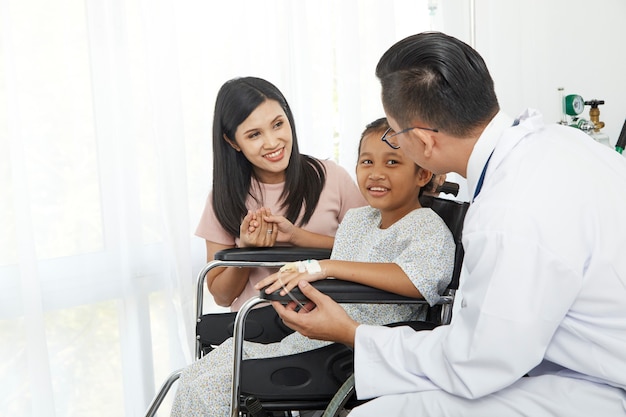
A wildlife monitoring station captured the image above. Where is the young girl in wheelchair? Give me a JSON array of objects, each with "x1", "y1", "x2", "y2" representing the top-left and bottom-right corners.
[{"x1": 170, "y1": 117, "x2": 456, "y2": 416}]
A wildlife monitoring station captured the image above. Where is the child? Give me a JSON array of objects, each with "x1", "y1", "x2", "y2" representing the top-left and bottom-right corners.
[{"x1": 170, "y1": 117, "x2": 455, "y2": 417}]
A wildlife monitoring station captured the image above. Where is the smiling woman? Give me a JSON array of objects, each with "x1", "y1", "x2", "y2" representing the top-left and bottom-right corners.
[
  {"x1": 199, "y1": 76, "x2": 366, "y2": 311},
  {"x1": 223, "y1": 100, "x2": 294, "y2": 184}
]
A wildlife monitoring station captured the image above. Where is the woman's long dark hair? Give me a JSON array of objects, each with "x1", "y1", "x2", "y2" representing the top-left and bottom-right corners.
[{"x1": 211, "y1": 77, "x2": 326, "y2": 238}]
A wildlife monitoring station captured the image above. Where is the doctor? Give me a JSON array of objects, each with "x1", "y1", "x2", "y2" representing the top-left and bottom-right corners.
[{"x1": 273, "y1": 32, "x2": 626, "y2": 416}]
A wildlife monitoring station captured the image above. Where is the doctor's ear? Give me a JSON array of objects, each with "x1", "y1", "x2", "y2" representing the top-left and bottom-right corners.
[
  {"x1": 420, "y1": 133, "x2": 436, "y2": 158},
  {"x1": 223, "y1": 134, "x2": 241, "y2": 152}
]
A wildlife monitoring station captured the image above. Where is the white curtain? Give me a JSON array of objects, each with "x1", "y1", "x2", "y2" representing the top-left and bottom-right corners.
[{"x1": 0, "y1": 1, "x2": 457, "y2": 415}]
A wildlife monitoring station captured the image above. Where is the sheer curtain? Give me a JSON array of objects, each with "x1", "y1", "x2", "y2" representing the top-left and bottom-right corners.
[{"x1": 0, "y1": 1, "x2": 459, "y2": 415}]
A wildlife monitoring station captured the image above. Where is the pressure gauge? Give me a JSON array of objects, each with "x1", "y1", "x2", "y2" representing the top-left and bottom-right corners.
[{"x1": 565, "y1": 94, "x2": 585, "y2": 116}]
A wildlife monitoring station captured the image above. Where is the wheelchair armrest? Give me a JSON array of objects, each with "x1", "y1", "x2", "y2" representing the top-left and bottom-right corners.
[
  {"x1": 259, "y1": 279, "x2": 424, "y2": 304},
  {"x1": 214, "y1": 247, "x2": 332, "y2": 262},
  {"x1": 195, "y1": 247, "x2": 330, "y2": 354}
]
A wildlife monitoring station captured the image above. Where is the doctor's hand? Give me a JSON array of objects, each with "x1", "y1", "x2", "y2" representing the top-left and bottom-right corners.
[{"x1": 271, "y1": 280, "x2": 359, "y2": 348}]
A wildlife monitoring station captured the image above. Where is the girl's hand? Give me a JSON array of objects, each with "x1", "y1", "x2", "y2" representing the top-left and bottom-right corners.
[
  {"x1": 255, "y1": 260, "x2": 328, "y2": 295},
  {"x1": 239, "y1": 208, "x2": 278, "y2": 247}
]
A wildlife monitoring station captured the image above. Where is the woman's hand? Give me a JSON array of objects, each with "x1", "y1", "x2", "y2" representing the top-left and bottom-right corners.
[
  {"x1": 254, "y1": 260, "x2": 328, "y2": 295},
  {"x1": 239, "y1": 208, "x2": 278, "y2": 247},
  {"x1": 262, "y1": 212, "x2": 297, "y2": 244},
  {"x1": 254, "y1": 208, "x2": 334, "y2": 249}
]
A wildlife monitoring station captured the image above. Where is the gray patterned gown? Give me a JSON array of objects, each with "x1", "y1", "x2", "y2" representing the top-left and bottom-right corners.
[{"x1": 170, "y1": 206, "x2": 455, "y2": 417}]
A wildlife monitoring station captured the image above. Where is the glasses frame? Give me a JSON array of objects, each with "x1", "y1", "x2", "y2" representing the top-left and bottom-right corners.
[{"x1": 381, "y1": 126, "x2": 439, "y2": 149}]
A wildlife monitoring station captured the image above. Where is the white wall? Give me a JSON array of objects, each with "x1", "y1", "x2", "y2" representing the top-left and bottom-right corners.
[
  {"x1": 436, "y1": 0, "x2": 626, "y2": 201},
  {"x1": 473, "y1": 0, "x2": 626, "y2": 144}
]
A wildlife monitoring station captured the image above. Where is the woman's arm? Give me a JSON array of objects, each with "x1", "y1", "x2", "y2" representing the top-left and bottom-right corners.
[
  {"x1": 205, "y1": 209, "x2": 277, "y2": 307},
  {"x1": 263, "y1": 212, "x2": 335, "y2": 249},
  {"x1": 284, "y1": 227, "x2": 334, "y2": 249},
  {"x1": 204, "y1": 240, "x2": 251, "y2": 307}
]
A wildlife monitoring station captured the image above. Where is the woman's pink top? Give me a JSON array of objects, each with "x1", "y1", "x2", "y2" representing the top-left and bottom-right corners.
[{"x1": 195, "y1": 159, "x2": 367, "y2": 310}]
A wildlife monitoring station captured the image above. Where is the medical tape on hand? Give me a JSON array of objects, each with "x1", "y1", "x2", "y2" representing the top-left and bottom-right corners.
[{"x1": 279, "y1": 259, "x2": 322, "y2": 275}]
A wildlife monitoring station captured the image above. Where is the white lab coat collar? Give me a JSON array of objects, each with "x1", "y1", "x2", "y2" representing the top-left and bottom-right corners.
[{"x1": 466, "y1": 111, "x2": 514, "y2": 199}]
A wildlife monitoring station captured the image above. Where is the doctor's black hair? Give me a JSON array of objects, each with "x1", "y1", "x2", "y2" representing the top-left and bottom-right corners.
[
  {"x1": 211, "y1": 77, "x2": 326, "y2": 238},
  {"x1": 375, "y1": 31, "x2": 500, "y2": 137}
]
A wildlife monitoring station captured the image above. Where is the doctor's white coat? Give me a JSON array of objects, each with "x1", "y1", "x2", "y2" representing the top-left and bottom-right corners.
[{"x1": 351, "y1": 110, "x2": 626, "y2": 416}]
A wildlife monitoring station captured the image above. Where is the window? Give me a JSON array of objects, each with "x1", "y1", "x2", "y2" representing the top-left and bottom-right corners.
[{"x1": 0, "y1": 1, "x2": 445, "y2": 414}]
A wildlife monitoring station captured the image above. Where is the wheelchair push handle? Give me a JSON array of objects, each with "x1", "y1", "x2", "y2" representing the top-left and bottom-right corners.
[{"x1": 436, "y1": 181, "x2": 459, "y2": 196}]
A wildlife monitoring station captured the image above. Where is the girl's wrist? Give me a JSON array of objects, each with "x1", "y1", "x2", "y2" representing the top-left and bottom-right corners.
[{"x1": 319, "y1": 260, "x2": 329, "y2": 278}]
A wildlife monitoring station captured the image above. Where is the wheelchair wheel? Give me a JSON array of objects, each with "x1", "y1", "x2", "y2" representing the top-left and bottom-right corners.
[{"x1": 322, "y1": 374, "x2": 355, "y2": 417}]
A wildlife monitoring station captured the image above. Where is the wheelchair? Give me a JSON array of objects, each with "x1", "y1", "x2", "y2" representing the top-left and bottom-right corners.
[{"x1": 145, "y1": 184, "x2": 468, "y2": 417}]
